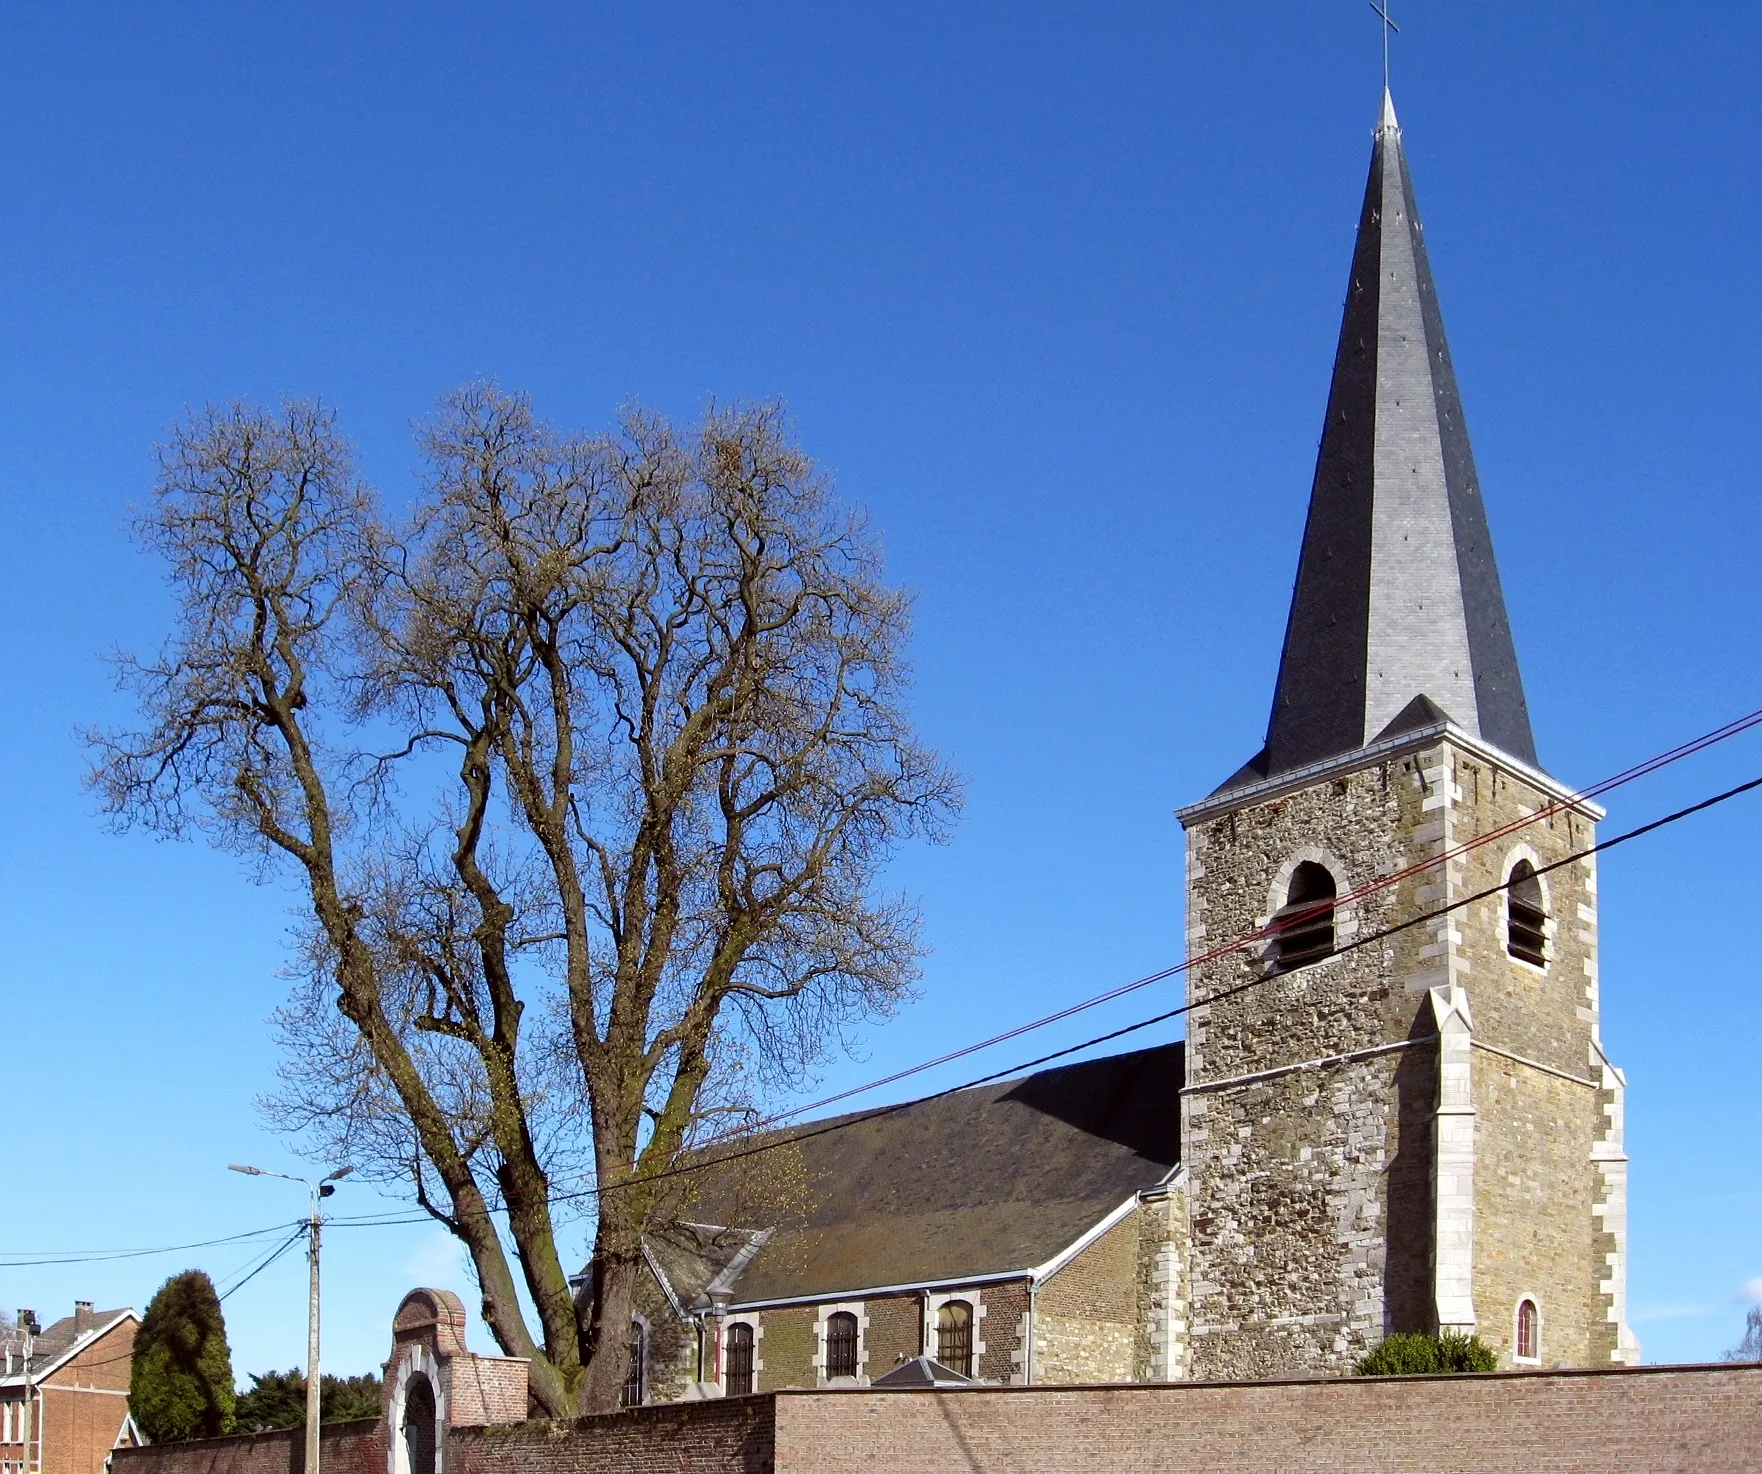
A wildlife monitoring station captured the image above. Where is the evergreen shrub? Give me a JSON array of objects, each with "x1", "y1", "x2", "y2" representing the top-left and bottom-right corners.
[
  {"x1": 1354, "y1": 1331, "x2": 1498, "y2": 1376},
  {"x1": 129, "y1": 1271, "x2": 237, "y2": 1441}
]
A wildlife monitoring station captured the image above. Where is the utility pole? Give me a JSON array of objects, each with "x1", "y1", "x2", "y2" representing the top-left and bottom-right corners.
[
  {"x1": 16, "y1": 1310, "x2": 38, "y2": 1474},
  {"x1": 230, "y1": 1166, "x2": 353, "y2": 1474}
]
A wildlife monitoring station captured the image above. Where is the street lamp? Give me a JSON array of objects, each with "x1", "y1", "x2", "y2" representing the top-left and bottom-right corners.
[{"x1": 229, "y1": 1165, "x2": 353, "y2": 1474}]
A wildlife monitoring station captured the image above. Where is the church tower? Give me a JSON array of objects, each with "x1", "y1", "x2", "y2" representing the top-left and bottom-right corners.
[{"x1": 1175, "y1": 91, "x2": 1639, "y2": 1377}]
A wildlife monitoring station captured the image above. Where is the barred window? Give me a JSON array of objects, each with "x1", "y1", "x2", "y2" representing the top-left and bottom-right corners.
[
  {"x1": 1516, "y1": 1298, "x2": 1540, "y2": 1361},
  {"x1": 936, "y1": 1300, "x2": 973, "y2": 1377},
  {"x1": 826, "y1": 1311, "x2": 859, "y2": 1380},
  {"x1": 725, "y1": 1322, "x2": 755, "y2": 1396},
  {"x1": 621, "y1": 1321, "x2": 645, "y2": 1407},
  {"x1": 1272, "y1": 862, "x2": 1336, "y2": 971},
  {"x1": 1507, "y1": 861, "x2": 1546, "y2": 966}
]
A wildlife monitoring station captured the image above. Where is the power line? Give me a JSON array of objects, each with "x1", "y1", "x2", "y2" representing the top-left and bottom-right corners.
[
  {"x1": 0, "y1": 1221, "x2": 302, "y2": 1269},
  {"x1": 17, "y1": 708, "x2": 1762, "y2": 1260},
  {"x1": 326, "y1": 768, "x2": 1762, "y2": 1222},
  {"x1": 667, "y1": 703, "x2": 1762, "y2": 1147}
]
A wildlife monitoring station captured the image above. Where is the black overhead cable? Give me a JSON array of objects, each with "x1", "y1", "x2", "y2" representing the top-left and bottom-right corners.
[
  {"x1": 326, "y1": 769, "x2": 1762, "y2": 1225},
  {"x1": 7, "y1": 714, "x2": 1760, "y2": 1263}
]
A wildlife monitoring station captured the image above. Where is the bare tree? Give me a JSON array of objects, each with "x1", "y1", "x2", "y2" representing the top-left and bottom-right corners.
[
  {"x1": 88, "y1": 387, "x2": 960, "y2": 1414},
  {"x1": 1728, "y1": 1306, "x2": 1762, "y2": 1364}
]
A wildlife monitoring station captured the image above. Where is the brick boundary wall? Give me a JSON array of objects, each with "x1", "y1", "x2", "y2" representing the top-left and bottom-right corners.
[
  {"x1": 773, "y1": 1363, "x2": 1762, "y2": 1474},
  {"x1": 112, "y1": 1364, "x2": 1761, "y2": 1474},
  {"x1": 111, "y1": 1420, "x2": 384, "y2": 1474}
]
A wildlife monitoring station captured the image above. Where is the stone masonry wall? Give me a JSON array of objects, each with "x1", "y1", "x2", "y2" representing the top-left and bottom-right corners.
[
  {"x1": 1182, "y1": 751, "x2": 1439, "y2": 1377},
  {"x1": 1181, "y1": 735, "x2": 1623, "y2": 1375},
  {"x1": 1036, "y1": 1218, "x2": 1138, "y2": 1384},
  {"x1": 1134, "y1": 1186, "x2": 1189, "y2": 1381},
  {"x1": 1441, "y1": 744, "x2": 1623, "y2": 1364}
]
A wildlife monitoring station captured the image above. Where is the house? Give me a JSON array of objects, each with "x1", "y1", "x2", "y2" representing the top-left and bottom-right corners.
[{"x1": 1, "y1": 1304, "x2": 140, "y2": 1474}]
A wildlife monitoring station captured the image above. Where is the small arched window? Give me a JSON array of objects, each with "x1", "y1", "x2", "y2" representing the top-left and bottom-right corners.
[
  {"x1": 825, "y1": 1311, "x2": 859, "y2": 1380},
  {"x1": 936, "y1": 1300, "x2": 974, "y2": 1377},
  {"x1": 725, "y1": 1322, "x2": 755, "y2": 1396},
  {"x1": 1507, "y1": 860, "x2": 1546, "y2": 967},
  {"x1": 1272, "y1": 862, "x2": 1336, "y2": 971},
  {"x1": 1516, "y1": 1298, "x2": 1540, "y2": 1362},
  {"x1": 621, "y1": 1320, "x2": 646, "y2": 1407}
]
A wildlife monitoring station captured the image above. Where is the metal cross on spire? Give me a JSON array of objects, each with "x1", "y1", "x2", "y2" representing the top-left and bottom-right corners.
[{"x1": 1369, "y1": 0, "x2": 1399, "y2": 91}]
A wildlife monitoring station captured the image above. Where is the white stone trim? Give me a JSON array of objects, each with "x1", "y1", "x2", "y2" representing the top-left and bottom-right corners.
[
  {"x1": 719, "y1": 1313, "x2": 763, "y2": 1393},
  {"x1": 387, "y1": 1345, "x2": 447, "y2": 1474},
  {"x1": 1258, "y1": 846, "x2": 1362, "y2": 968},
  {"x1": 1430, "y1": 984, "x2": 1477, "y2": 1334},
  {"x1": 1177, "y1": 720, "x2": 1605, "y2": 825},
  {"x1": 1028, "y1": 1192, "x2": 1145, "y2": 1282},
  {"x1": 1497, "y1": 841, "x2": 1556, "y2": 975},
  {"x1": 811, "y1": 1302, "x2": 869, "y2": 1387},
  {"x1": 923, "y1": 1290, "x2": 985, "y2": 1378},
  {"x1": 1512, "y1": 1294, "x2": 1543, "y2": 1365}
]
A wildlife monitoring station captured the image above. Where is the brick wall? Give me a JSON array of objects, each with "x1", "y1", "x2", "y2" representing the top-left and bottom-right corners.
[
  {"x1": 772, "y1": 1363, "x2": 1762, "y2": 1473},
  {"x1": 860, "y1": 1293, "x2": 921, "y2": 1375},
  {"x1": 111, "y1": 1364, "x2": 1762, "y2": 1474},
  {"x1": 1037, "y1": 1219, "x2": 1137, "y2": 1384},
  {"x1": 450, "y1": 1402, "x2": 772, "y2": 1474},
  {"x1": 40, "y1": 1315, "x2": 138, "y2": 1474},
  {"x1": 753, "y1": 1307, "x2": 814, "y2": 1392},
  {"x1": 111, "y1": 1420, "x2": 383, "y2": 1474}
]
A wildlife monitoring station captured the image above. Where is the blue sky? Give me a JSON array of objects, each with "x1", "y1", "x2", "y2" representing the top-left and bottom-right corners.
[{"x1": 2, "y1": 2, "x2": 1759, "y2": 1376}]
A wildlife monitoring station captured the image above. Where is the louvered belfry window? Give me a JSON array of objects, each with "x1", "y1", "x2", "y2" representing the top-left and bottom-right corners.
[
  {"x1": 936, "y1": 1300, "x2": 974, "y2": 1377},
  {"x1": 1272, "y1": 861, "x2": 1337, "y2": 971},
  {"x1": 825, "y1": 1311, "x2": 859, "y2": 1380},
  {"x1": 1507, "y1": 860, "x2": 1547, "y2": 966},
  {"x1": 725, "y1": 1322, "x2": 755, "y2": 1395}
]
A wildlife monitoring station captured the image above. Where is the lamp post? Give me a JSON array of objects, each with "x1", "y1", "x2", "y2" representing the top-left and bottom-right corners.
[
  {"x1": 229, "y1": 1165, "x2": 353, "y2": 1474},
  {"x1": 16, "y1": 1310, "x2": 39, "y2": 1474}
]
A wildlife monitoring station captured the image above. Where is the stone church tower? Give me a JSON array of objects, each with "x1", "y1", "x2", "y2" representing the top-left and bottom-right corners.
[{"x1": 1175, "y1": 91, "x2": 1640, "y2": 1377}]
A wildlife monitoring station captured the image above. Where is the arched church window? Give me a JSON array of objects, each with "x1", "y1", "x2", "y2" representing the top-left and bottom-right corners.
[
  {"x1": 936, "y1": 1300, "x2": 973, "y2": 1377},
  {"x1": 725, "y1": 1322, "x2": 755, "y2": 1396},
  {"x1": 825, "y1": 1311, "x2": 859, "y2": 1380},
  {"x1": 621, "y1": 1320, "x2": 646, "y2": 1407},
  {"x1": 1516, "y1": 1298, "x2": 1540, "y2": 1362},
  {"x1": 1507, "y1": 860, "x2": 1547, "y2": 967},
  {"x1": 401, "y1": 1374, "x2": 436, "y2": 1474},
  {"x1": 1272, "y1": 862, "x2": 1336, "y2": 971}
]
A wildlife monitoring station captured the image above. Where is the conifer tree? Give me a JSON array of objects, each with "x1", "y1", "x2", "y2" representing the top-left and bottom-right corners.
[{"x1": 129, "y1": 1271, "x2": 237, "y2": 1441}]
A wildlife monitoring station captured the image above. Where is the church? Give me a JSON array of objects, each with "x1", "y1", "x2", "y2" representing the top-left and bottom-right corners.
[{"x1": 615, "y1": 89, "x2": 1641, "y2": 1401}]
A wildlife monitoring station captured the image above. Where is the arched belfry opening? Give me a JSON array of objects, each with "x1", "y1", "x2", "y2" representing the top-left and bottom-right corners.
[{"x1": 1271, "y1": 861, "x2": 1337, "y2": 972}]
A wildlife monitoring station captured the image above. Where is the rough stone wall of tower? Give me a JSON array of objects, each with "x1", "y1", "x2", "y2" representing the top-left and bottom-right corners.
[
  {"x1": 1179, "y1": 736, "x2": 1630, "y2": 1377},
  {"x1": 1437, "y1": 742, "x2": 1629, "y2": 1366},
  {"x1": 1181, "y1": 753, "x2": 1441, "y2": 1378}
]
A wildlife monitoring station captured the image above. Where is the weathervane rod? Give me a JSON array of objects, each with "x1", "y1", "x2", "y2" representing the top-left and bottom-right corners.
[{"x1": 1369, "y1": 0, "x2": 1399, "y2": 92}]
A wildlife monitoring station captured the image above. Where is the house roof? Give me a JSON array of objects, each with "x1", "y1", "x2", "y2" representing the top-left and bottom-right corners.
[
  {"x1": 1230, "y1": 87, "x2": 1537, "y2": 795},
  {"x1": 1, "y1": 1309, "x2": 135, "y2": 1386},
  {"x1": 666, "y1": 1042, "x2": 1183, "y2": 1308}
]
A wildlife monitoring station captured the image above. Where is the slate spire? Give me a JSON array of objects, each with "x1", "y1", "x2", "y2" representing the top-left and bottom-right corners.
[{"x1": 1250, "y1": 89, "x2": 1538, "y2": 785}]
